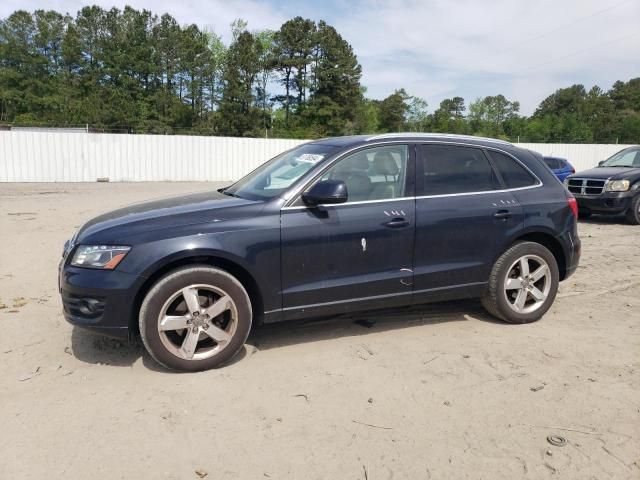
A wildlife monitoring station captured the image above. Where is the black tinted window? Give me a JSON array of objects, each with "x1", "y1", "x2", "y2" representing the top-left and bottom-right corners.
[
  {"x1": 422, "y1": 145, "x2": 500, "y2": 195},
  {"x1": 489, "y1": 151, "x2": 538, "y2": 188}
]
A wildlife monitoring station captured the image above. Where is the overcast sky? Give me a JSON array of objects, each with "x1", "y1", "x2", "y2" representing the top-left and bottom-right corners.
[{"x1": 2, "y1": 0, "x2": 639, "y2": 115}]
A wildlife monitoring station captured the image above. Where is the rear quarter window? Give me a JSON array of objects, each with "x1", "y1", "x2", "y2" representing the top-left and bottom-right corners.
[{"x1": 489, "y1": 151, "x2": 539, "y2": 189}]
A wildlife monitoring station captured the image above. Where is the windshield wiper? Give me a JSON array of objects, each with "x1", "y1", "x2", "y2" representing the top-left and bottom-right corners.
[
  {"x1": 221, "y1": 188, "x2": 246, "y2": 199},
  {"x1": 221, "y1": 189, "x2": 238, "y2": 197}
]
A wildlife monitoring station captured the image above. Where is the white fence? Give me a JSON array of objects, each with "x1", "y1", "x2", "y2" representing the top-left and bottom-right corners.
[
  {"x1": 0, "y1": 132, "x2": 307, "y2": 182},
  {"x1": 0, "y1": 131, "x2": 633, "y2": 182},
  {"x1": 516, "y1": 143, "x2": 633, "y2": 172}
]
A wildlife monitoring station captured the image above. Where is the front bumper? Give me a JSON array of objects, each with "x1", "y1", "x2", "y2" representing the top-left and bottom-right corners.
[
  {"x1": 574, "y1": 191, "x2": 635, "y2": 214},
  {"x1": 59, "y1": 264, "x2": 142, "y2": 339}
]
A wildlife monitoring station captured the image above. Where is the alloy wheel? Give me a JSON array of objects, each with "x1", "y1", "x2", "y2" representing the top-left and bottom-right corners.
[
  {"x1": 503, "y1": 254, "x2": 551, "y2": 314},
  {"x1": 157, "y1": 284, "x2": 238, "y2": 361}
]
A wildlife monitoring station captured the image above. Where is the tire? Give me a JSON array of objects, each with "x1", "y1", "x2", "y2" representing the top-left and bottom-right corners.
[
  {"x1": 625, "y1": 195, "x2": 640, "y2": 225},
  {"x1": 482, "y1": 242, "x2": 559, "y2": 324},
  {"x1": 139, "y1": 265, "x2": 252, "y2": 371}
]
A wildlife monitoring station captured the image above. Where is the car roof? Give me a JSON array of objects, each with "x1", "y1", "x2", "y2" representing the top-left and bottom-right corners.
[{"x1": 310, "y1": 133, "x2": 513, "y2": 149}]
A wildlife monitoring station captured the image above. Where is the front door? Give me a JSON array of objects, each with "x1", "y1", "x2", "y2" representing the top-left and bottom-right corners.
[{"x1": 280, "y1": 144, "x2": 416, "y2": 320}]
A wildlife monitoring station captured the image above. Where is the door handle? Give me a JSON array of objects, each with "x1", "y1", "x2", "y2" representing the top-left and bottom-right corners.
[
  {"x1": 383, "y1": 217, "x2": 410, "y2": 228},
  {"x1": 493, "y1": 210, "x2": 512, "y2": 220}
]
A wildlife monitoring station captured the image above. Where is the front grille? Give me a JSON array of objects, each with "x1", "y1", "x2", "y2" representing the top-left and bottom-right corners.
[{"x1": 567, "y1": 178, "x2": 606, "y2": 195}]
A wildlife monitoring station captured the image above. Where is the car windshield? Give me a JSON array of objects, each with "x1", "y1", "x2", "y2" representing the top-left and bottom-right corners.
[
  {"x1": 223, "y1": 143, "x2": 338, "y2": 201},
  {"x1": 600, "y1": 147, "x2": 640, "y2": 167}
]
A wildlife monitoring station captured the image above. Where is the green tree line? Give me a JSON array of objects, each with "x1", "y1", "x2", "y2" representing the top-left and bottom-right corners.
[{"x1": 1, "y1": 7, "x2": 638, "y2": 142}]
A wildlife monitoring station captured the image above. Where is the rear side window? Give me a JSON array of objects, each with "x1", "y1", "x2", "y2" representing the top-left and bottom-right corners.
[
  {"x1": 489, "y1": 151, "x2": 538, "y2": 189},
  {"x1": 421, "y1": 145, "x2": 500, "y2": 195}
]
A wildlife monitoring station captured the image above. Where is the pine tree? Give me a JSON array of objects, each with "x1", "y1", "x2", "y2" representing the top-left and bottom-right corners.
[
  {"x1": 271, "y1": 17, "x2": 316, "y2": 126},
  {"x1": 218, "y1": 30, "x2": 262, "y2": 136},
  {"x1": 306, "y1": 21, "x2": 362, "y2": 136},
  {"x1": 378, "y1": 89, "x2": 410, "y2": 132}
]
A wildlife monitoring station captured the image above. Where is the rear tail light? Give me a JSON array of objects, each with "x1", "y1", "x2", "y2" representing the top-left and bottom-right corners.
[
  {"x1": 567, "y1": 195, "x2": 578, "y2": 219},
  {"x1": 571, "y1": 167, "x2": 575, "y2": 173}
]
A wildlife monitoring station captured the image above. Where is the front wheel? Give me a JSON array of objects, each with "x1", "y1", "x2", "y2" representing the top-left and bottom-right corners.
[
  {"x1": 625, "y1": 195, "x2": 640, "y2": 225},
  {"x1": 482, "y1": 242, "x2": 559, "y2": 324},
  {"x1": 139, "y1": 266, "x2": 252, "y2": 371}
]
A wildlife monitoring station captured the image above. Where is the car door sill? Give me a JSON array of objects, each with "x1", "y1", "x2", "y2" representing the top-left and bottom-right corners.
[{"x1": 266, "y1": 281, "x2": 488, "y2": 317}]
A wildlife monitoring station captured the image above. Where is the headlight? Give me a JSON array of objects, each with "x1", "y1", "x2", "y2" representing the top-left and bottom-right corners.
[
  {"x1": 605, "y1": 180, "x2": 630, "y2": 192},
  {"x1": 71, "y1": 245, "x2": 131, "y2": 269}
]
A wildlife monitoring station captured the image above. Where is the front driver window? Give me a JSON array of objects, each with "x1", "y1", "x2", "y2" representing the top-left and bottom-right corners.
[{"x1": 319, "y1": 145, "x2": 408, "y2": 202}]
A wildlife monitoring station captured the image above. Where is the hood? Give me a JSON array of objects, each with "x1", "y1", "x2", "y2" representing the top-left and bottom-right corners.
[
  {"x1": 569, "y1": 166, "x2": 640, "y2": 180},
  {"x1": 75, "y1": 190, "x2": 259, "y2": 244}
]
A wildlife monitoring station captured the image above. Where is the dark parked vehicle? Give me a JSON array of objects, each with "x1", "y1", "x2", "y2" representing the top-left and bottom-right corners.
[
  {"x1": 565, "y1": 146, "x2": 640, "y2": 224},
  {"x1": 542, "y1": 156, "x2": 575, "y2": 183},
  {"x1": 59, "y1": 134, "x2": 581, "y2": 371}
]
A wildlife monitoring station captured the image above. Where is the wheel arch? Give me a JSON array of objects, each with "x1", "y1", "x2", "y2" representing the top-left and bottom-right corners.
[
  {"x1": 510, "y1": 231, "x2": 567, "y2": 281},
  {"x1": 129, "y1": 253, "x2": 265, "y2": 336}
]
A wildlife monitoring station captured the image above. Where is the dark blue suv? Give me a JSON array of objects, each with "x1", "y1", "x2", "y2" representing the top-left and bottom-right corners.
[{"x1": 59, "y1": 134, "x2": 581, "y2": 371}]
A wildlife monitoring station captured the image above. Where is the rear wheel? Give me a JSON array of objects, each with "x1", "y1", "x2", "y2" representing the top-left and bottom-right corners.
[
  {"x1": 482, "y1": 242, "x2": 559, "y2": 324},
  {"x1": 625, "y1": 195, "x2": 640, "y2": 225},
  {"x1": 139, "y1": 266, "x2": 252, "y2": 371}
]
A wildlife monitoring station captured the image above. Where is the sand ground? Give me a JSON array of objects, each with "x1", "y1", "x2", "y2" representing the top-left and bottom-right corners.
[{"x1": 0, "y1": 182, "x2": 638, "y2": 479}]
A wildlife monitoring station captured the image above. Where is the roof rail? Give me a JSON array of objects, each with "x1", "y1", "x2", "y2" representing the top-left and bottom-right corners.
[{"x1": 365, "y1": 132, "x2": 512, "y2": 146}]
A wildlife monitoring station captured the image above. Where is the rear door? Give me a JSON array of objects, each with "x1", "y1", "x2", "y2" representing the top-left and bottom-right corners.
[
  {"x1": 413, "y1": 143, "x2": 524, "y2": 303},
  {"x1": 280, "y1": 144, "x2": 416, "y2": 319}
]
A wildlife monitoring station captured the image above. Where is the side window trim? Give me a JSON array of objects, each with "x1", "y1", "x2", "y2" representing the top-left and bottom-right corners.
[
  {"x1": 285, "y1": 142, "x2": 415, "y2": 208},
  {"x1": 483, "y1": 147, "x2": 509, "y2": 190}
]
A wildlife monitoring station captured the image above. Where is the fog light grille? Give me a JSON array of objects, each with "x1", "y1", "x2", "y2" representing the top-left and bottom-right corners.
[{"x1": 62, "y1": 293, "x2": 106, "y2": 320}]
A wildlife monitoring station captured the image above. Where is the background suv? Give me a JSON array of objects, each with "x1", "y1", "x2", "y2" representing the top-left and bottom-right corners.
[
  {"x1": 565, "y1": 145, "x2": 640, "y2": 224},
  {"x1": 59, "y1": 134, "x2": 581, "y2": 371},
  {"x1": 542, "y1": 156, "x2": 575, "y2": 183}
]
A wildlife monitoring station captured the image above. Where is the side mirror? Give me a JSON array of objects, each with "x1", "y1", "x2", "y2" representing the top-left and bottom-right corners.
[
  {"x1": 598, "y1": 160, "x2": 605, "y2": 167},
  {"x1": 302, "y1": 180, "x2": 348, "y2": 207}
]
